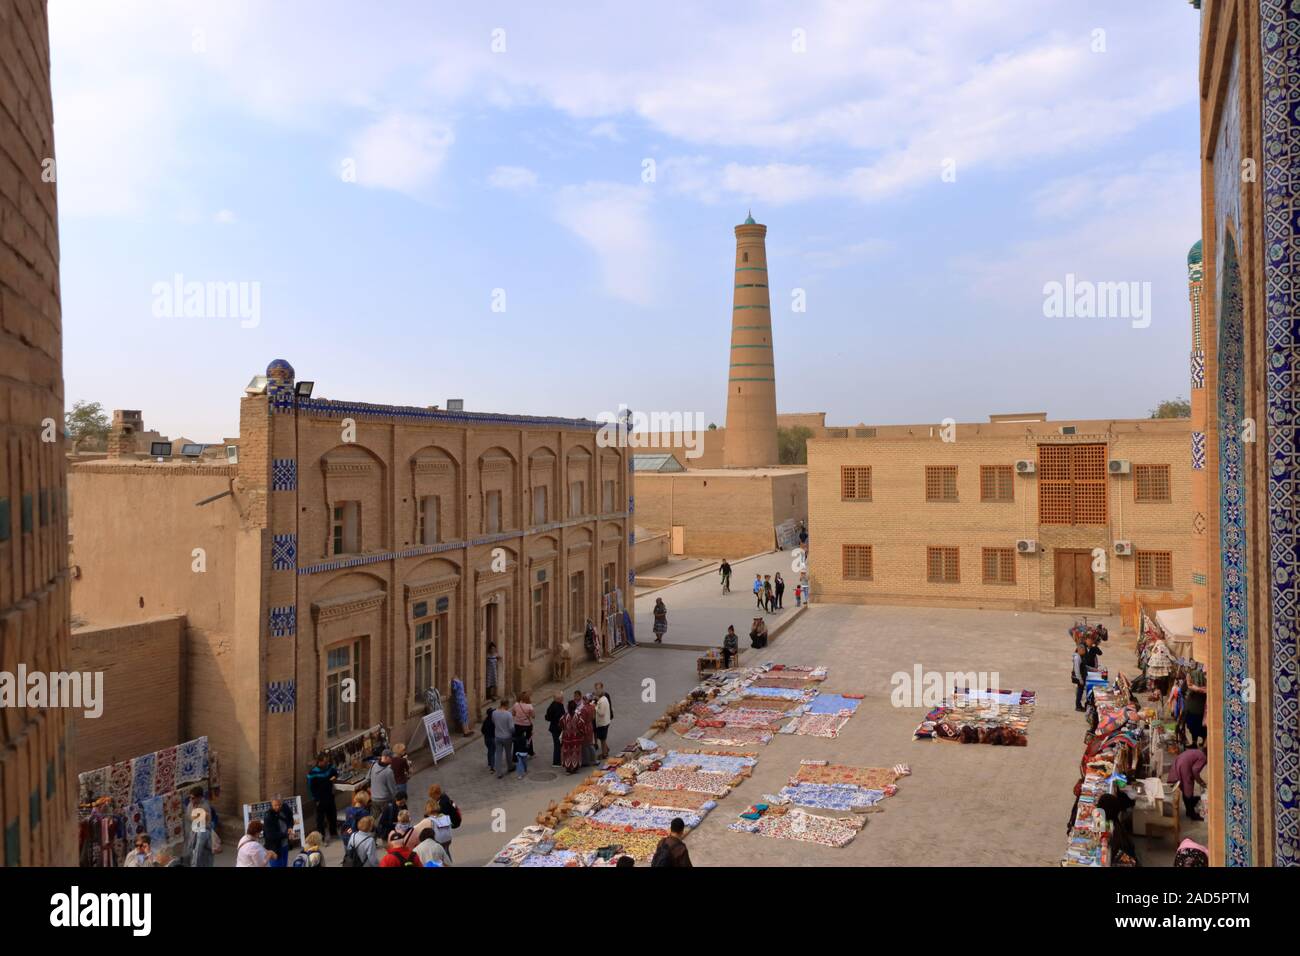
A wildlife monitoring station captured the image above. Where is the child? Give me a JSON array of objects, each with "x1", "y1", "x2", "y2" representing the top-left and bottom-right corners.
[
  {"x1": 513, "y1": 725, "x2": 530, "y2": 778},
  {"x1": 753, "y1": 575, "x2": 763, "y2": 608},
  {"x1": 794, "y1": 584, "x2": 803, "y2": 607}
]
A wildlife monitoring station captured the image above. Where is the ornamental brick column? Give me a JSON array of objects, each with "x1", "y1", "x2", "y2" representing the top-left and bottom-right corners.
[{"x1": 723, "y1": 214, "x2": 780, "y2": 467}]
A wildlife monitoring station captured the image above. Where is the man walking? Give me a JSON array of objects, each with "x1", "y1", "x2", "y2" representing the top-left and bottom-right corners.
[{"x1": 492, "y1": 698, "x2": 516, "y2": 779}]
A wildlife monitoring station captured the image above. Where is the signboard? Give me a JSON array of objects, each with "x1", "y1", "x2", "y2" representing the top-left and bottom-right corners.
[
  {"x1": 242, "y1": 796, "x2": 306, "y2": 851},
  {"x1": 775, "y1": 518, "x2": 801, "y2": 551},
  {"x1": 423, "y1": 710, "x2": 456, "y2": 764}
]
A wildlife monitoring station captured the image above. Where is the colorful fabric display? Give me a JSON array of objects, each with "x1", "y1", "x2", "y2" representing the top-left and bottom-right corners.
[{"x1": 804, "y1": 693, "x2": 863, "y2": 715}]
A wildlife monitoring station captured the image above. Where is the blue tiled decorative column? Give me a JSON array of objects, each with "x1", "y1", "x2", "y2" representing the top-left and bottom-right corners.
[
  {"x1": 1261, "y1": 0, "x2": 1300, "y2": 866},
  {"x1": 1217, "y1": 235, "x2": 1252, "y2": 866}
]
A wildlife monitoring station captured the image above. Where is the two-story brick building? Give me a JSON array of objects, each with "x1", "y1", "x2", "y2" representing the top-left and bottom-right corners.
[
  {"x1": 68, "y1": 360, "x2": 633, "y2": 820},
  {"x1": 808, "y1": 414, "x2": 1194, "y2": 614}
]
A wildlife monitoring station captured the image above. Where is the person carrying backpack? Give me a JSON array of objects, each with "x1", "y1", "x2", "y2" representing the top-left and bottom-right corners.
[
  {"x1": 342, "y1": 816, "x2": 380, "y2": 868},
  {"x1": 379, "y1": 833, "x2": 420, "y2": 867},
  {"x1": 292, "y1": 831, "x2": 325, "y2": 867},
  {"x1": 424, "y1": 784, "x2": 460, "y2": 861}
]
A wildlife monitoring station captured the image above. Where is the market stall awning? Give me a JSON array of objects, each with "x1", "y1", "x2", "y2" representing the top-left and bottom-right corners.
[{"x1": 1155, "y1": 606, "x2": 1195, "y2": 661}]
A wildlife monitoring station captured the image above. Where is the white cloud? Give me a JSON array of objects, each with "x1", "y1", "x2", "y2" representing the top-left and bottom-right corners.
[
  {"x1": 347, "y1": 113, "x2": 455, "y2": 195},
  {"x1": 487, "y1": 165, "x2": 538, "y2": 190},
  {"x1": 48, "y1": 0, "x2": 1199, "y2": 216},
  {"x1": 213, "y1": 209, "x2": 237, "y2": 224},
  {"x1": 552, "y1": 183, "x2": 658, "y2": 307}
]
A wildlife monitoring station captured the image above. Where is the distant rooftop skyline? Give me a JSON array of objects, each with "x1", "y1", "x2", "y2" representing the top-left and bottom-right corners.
[{"x1": 50, "y1": 1, "x2": 1201, "y2": 443}]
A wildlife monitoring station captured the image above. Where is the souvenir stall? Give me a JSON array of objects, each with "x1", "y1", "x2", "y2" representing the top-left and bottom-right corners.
[
  {"x1": 76, "y1": 736, "x2": 217, "y2": 866},
  {"x1": 491, "y1": 741, "x2": 759, "y2": 866},
  {"x1": 1062, "y1": 681, "x2": 1147, "y2": 866},
  {"x1": 327, "y1": 723, "x2": 391, "y2": 799},
  {"x1": 729, "y1": 760, "x2": 910, "y2": 849},
  {"x1": 667, "y1": 663, "x2": 862, "y2": 746},
  {"x1": 599, "y1": 589, "x2": 628, "y2": 652},
  {"x1": 912, "y1": 687, "x2": 1036, "y2": 745}
]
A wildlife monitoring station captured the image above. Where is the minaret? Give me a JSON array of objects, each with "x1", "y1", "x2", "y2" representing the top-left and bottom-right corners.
[{"x1": 723, "y1": 212, "x2": 779, "y2": 467}]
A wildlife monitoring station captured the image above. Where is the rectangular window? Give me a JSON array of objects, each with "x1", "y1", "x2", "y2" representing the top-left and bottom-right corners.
[
  {"x1": 981, "y1": 547, "x2": 1016, "y2": 585},
  {"x1": 416, "y1": 495, "x2": 440, "y2": 546},
  {"x1": 532, "y1": 486, "x2": 548, "y2": 525},
  {"x1": 325, "y1": 638, "x2": 363, "y2": 739},
  {"x1": 842, "y1": 544, "x2": 873, "y2": 580},
  {"x1": 925, "y1": 466, "x2": 958, "y2": 502},
  {"x1": 980, "y1": 465, "x2": 1014, "y2": 503},
  {"x1": 569, "y1": 571, "x2": 585, "y2": 632},
  {"x1": 332, "y1": 500, "x2": 361, "y2": 555},
  {"x1": 570, "y1": 481, "x2": 585, "y2": 517},
  {"x1": 840, "y1": 466, "x2": 872, "y2": 501},
  {"x1": 1136, "y1": 550, "x2": 1173, "y2": 590},
  {"x1": 1134, "y1": 464, "x2": 1171, "y2": 503},
  {"x1": 532, "y1": 582, "x2": 550, "y2": 651},
  {"x1": 484, "y1": 490, "x2": 502, "y2": 534},
  {"x1": 1038, "y1": 444, "x2": 1108, "y2": 524},
  {"x1": 412, "y1": 620, "x2": 433, "y2": 705},
  {"x1": 602, "y1": 479, "x2": 616, "y2": 513},
  {"x1": 926, "y1": 546, "x2": 960, "y2": 584}
]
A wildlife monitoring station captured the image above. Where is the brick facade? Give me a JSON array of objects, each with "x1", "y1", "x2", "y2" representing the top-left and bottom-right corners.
[
  {"x1": 808, "y1": 418, "x2": 1194, "y2": 613},
  {"x1": 68, "y1": 363, "x2": 632, "y2": 816},
  {"x1": 0, "y1": 0, "x2": 75, "y2": 866}
]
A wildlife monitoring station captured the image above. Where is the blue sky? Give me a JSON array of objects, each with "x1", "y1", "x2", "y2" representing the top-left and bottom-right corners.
[{"x1": 49, "y1": 0, "x2": 1203, "y2": 442}]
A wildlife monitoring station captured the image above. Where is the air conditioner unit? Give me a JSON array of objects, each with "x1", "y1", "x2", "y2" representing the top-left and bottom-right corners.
[
  {"x1": 1114, "y1": 540, "x2": 1134, "y2": 556},
  {"x1": 1109, "y1": 459, "x2": 1130, "y2": 475},
  {"x1": 1016, "y1": 539, "x2": 1037, "y2": 554},
  {"x1": 1014, "y1": 459, "x2": 1036, "y2": 474}
]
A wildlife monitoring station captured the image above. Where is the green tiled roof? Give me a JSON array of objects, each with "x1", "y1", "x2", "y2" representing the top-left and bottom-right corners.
[{"x1": 1188, "y1": 239, "x2": 1203, "y2": 266}]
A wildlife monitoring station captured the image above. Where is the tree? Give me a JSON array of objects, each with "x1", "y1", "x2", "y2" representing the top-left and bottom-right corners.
[
  {"x1": 707, "y1": 422, "x2": 718, "y2": 431},
  {"x1": 777, "y1": 425, "x2": 813, "y2": 465},
  {"x1": 1149, "y1": 397, "x2": 1191, "y2": 419},
  {"x1": 65, "y1": 400, "x2": 110, "y2": 449}
]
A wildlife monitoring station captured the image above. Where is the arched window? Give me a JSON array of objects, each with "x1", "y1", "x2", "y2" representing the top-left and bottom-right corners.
[{"x1": 742, "y1": 252, "x2": 749, "y2": 262}]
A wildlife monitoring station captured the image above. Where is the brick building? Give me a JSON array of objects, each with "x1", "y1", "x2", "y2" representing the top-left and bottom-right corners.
[
  {"x1": 0, "y1": 0, "x2": 76, "y2": 867},
  {"x1": 68, "y1": 361, "x2": 632, "y2": 821},
  {"x1": 808, "y1": 415, "x2": 1194, "y2": 614}
]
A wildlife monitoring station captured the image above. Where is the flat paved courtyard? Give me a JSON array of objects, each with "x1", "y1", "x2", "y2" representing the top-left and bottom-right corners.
[
  {"x1": 635, "y1": 550, "x2": 802, "y2": 650},
  {"x1": 256, "y1": 579, "x2": 1173, "y2": 867}
]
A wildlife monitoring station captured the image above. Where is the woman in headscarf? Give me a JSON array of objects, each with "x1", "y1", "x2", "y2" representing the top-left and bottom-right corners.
[
  {"x1": 748, "y1": 617, "x2": 768, "y2": 649},
  {"x1": 584, "y1": 618, "x2": 600, "y2": 661},
  {"x1": 560, "y1": 698, "x2": 588, "y2": 773},
  {"x1": 581, "y1": 694, "x2": 599, "y2": 766},
  {"x1": 653, "y1": 598, "x2": 668, "y2": 643}
]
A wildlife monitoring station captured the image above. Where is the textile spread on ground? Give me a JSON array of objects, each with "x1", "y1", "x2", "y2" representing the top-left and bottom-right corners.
[{"x1": 912, "y1": 688, "x2": 1036, "y2": 745}]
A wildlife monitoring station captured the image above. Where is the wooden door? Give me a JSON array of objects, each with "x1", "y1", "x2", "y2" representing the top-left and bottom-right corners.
[
  {"x1": 671, "y1": 525, "x2": 685, "y2": 555},
  {"x1": 1054, "y1": 550, "x2": 1095, "y2": 608}
]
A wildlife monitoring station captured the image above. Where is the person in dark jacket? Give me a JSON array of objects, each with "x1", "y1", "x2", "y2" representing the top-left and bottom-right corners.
[
  {"x1": 482, "y1": 706, "x2": 497, "y2": 773},
  {"x1": 722, "y1": 626, "x2": 739, "y2": 669},
  {"x1": 650, "y1": 818, "x2": 692, "y2": 867},
  {"x1": 306, "y1": 754, "x2": 339, "y2": 844},
  {"x1": 544, "y1": 693, "x2": 566, "y2": 767},
  {"x1": 262, "y1": 797, "x2": 296, "y2": 868},
  {"x1": 375, "y1": 793, "x2": 407, "y2": 841}
]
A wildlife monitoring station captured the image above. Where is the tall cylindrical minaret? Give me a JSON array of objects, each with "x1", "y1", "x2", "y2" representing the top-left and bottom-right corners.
[{"x1": 723, "y1": 212, "x2": 779, "y2": 467}]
